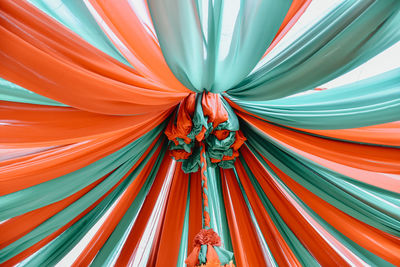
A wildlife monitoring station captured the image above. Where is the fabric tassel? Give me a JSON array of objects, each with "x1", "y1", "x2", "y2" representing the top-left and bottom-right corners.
[{"x1": 185, "y1": 229, "x2": 234, "y2": 267}]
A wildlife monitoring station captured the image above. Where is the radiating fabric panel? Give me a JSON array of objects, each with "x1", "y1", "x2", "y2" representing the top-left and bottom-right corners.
[
  {"x1": 1, "y1": 0, "x2": 400, "y2": 266},
  {"x1": 27, "y1": 0, "x2": 131, "y2": 65},
  {"x1": 147, "y1": 0, "x2": 293, "y2": 92},
  {"x1": 84, "y1": 0, "x2": 188, "y2": 91},
  {"x1": 242, "y1": 122, "x2": 400, "y2": 234},
  {"x1": 221, "y1": 168, "x2": 270, "y2": 266},
  {"x1": 72, "y1": 143, "x2": 168, "y2": 266},
  {"x1": 229, "y1": 68, "x2": 400, "y2": 129},
  {"x1": 298, "y1": 121, "x2": 400, "y2": 147},
  {"x1": 0, "y1": 135, "x2": 166, "y2": 264},
  {"x1": 229, "y1": 98, "x2": 400, "y2": 147},
  {"x1": 234, "y1": 158, "x2": 305, "y2": 267},
  {"x1": 262, "y1": 0, "x2": 311, "y2": 58},
  {"x1": 0, "y1": 0, "x2": 189, "y2": 115},
  {"x1": 0, "y1": 106, "x2": 171, "y2": 195},
  {"x1": 114, "y1": 157, "x2": 175, "y2": 266},
  {"x1": 0, "y1": 78, "x2": 66, "y2": 106},
  {"x1": 238, "y1": 148, "x2": 397, "y2": 266},
  {"x1": 237, "y1": 120, "x2": 400, "y2": 265},
  {"x1": 0, "y1": 101, "x2": 172, "y2": 148},
  {"x1": 229, "y1": 0, "x2": 400, "y2": 100},
  {"x1": 205, "y1": 168, "x2": 233, "y2": 250},
  {"x1": 151, "y1": 164, "x2": 189, "y2": 266},
  {"x1": 0, "y1": 125, "x2": 164, "y2": 221}
]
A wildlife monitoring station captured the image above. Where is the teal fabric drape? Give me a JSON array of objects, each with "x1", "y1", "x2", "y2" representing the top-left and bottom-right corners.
[
  {"x1": 0, "y1": 135, "x2": 166, "y2": 263},
  {"x1": 229, "y1": 68, "x2": 400, "y2": 129},
  {"x1": 237, "y1": 156, "x2": 320, "y2": 266},
  {"x1": 27, "y1": 0, "x2": 130, "y2": 65},
  {"x1": 243, "y1": 123, "x2": 400, "y2": 237},
  {"x1": 237, "y1": 153, "x2": 394, "y2": 267},
  {"x1": 89, "y1": 144, "x2": 167, "y2": 266},
  {"x1": 0, "y1": 124, "x2": 164, "y2": 220},
  {"x1": 147, "y1": 0, "x2": 292, "y2": 93},
  {"x1": 0, "y1": 78, "x2": 66, "y2": 106},
  {"x1": 206, "y1": 168, "x2": 233, "y2": 250},
  {"x1": 228, "y1": 0, "x2": 400, "y2": 100}
]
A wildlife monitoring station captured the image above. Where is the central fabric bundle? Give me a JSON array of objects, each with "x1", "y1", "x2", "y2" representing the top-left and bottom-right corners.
[
  {"x1": 165, "y1": 92, "x2": 246, "y2": 173},
  {"x1": 166, "y1": 92, "x2": 241, "y2": 265}
]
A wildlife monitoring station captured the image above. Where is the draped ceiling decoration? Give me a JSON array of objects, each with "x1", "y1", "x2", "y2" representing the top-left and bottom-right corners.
[{"x1": 0, "y1": 0, "x2": 399, "y2": 266}]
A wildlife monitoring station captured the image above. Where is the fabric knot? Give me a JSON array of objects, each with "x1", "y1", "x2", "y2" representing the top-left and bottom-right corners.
[
  {"x1": 193, "y1": 229, "x2": 222, "y2": 247},
  {"x1": 165, "y1": 92, "x2": 246, "y2": 173},
  {"x1": 186, "y1": 228, "x2": 234, "y2": 267}
]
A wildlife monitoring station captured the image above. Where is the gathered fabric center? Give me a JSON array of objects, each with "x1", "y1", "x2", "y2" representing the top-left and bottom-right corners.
[{"x1": 165, "y1": 92, "x2": 246, "y2": 173}]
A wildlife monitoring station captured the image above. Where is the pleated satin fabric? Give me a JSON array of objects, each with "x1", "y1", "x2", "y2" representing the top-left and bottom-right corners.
[{"x1": 1, "y1": 0, "x2": 399, "y2": 266}]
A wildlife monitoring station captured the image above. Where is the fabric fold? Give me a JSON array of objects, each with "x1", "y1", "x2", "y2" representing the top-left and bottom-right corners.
[{"x1": 229, "y1": 0, "x2": 400, "y2": 100}]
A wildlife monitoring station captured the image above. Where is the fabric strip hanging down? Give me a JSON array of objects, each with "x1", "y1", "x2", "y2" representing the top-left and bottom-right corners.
[{"x1": 0, "y1": 0, "x2": 399, "y2": 266}]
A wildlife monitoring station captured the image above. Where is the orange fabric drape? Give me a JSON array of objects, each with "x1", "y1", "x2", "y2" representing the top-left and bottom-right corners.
[
  {"x1": 240, "y1": 112, "x2": 400, "y2": 175},
  {"x1": 186, "y1": 172, "x2": 203, "y2": 257},
  {"x1": 0, "y1": 104, "x2": 171, "y2": 195},
  {"x1": 234, "y1": 161, "x2": 301, "y2": 267},
  {"x1": 150, "y1": 164, "x2": 189, "y2": 266},
  {"x1": 221, "y1": 168, "x2": 269, "y2": 267},
  {"x1": 86, "y1": 0, "x2": 187, "y2": 91},
  {"x1": 228, "y1": 98, "x2": 400, "y2": 147},
  {"x1": 242, "y1": 147, "x2": 400, "y2": 265},
  {"x1": 0, "y1": 0, "x2": 189, "y2": 115},
  {"x1": 1, "y1": 133, "x2": 135, "y2": 195},
  {"x1": 240, "y1": 147, "x2": 366, "y2": 266},
  {"x1": 301, "y1": 121, "x2": 400, "y2": 146},
  {"x1": 115, "y1": 158, "x2": 175, "y2": 266},
  {"x1": 239, "y1": 113, "x2": 400, "y2": 193},
  {"x1": 0, "y1": 101, "x2": 172, "y2": 147},
  {"x1": 72, "y1": 142, "x2": 165, "y2": 266},
  {"x1": 0, "y1": 156, "x2": 152, "y2": 267},
  {"x1": 0, "y1": 137, "x2": 160, "y2": 252},
  {"x1": 0, "y1": 102, "x2": 172, "y2": 195},
  {"x1": 0, "y1": 174, "x2": 107, "y2": 250}
]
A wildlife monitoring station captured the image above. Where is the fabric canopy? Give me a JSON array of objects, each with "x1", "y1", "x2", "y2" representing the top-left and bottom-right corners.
[{"x1": 0, "y1": 0, "x2": 399, "y2": 266}]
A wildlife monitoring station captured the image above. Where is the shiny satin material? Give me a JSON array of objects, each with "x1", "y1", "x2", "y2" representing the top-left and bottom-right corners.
[
  {"x1": 228, "y1": 0, "x2": 400, "y2": 100},
  {"x1": 0, "y1": 0, "x2": 189, "y2": 115},
  {"x1": 0, "y1": 78, "x2": 66, "y2": 106},
  {"x1": 1, "y1": 0, "x2": 400, "y2": 266},
  {"x1": 148, "y1": 0, "x2": 294, "y2": 92},
  {"x1": 165, "y1": 93, "x2": 245, "y2": 173},
  {"x1": 229, "y1": 68, "x2": 400, "y2": 129},
  {"x1": 28, "y1": 0, "x2": 131, "y2": 65}
]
